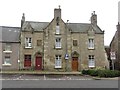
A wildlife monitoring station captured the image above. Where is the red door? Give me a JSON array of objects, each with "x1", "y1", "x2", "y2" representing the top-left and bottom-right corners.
[{"x1": 35, "y1": 56, "x2": 42, "y2": 70}]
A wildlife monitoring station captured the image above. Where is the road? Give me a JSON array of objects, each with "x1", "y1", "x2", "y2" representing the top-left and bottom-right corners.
[{"x1": 1, "y1": 74, "x2": 119, "y2": 88}]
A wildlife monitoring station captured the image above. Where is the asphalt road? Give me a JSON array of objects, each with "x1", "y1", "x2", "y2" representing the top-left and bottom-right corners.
[
  {"x1": 2, "y1": 80, "x2": 118, "y2": 88},
  {"x1": 1, "y1": 74, "x2": 119, "y2": 88}
]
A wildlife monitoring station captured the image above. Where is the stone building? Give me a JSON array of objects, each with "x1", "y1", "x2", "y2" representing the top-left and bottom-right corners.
[
  {"x1": 0, "y1": 26, "x2": 20, "y2": 70},
  {"x1": 20, "y1": 7, "x2": 109, "y2": 71},
  {"x1": 110, "y1": 22, "x2": 120, "y2": 70}
]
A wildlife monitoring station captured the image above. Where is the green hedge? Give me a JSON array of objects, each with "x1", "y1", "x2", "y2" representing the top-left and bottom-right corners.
[{"x1": 82, "y1": 69, "x2": 120, "y2": 77}]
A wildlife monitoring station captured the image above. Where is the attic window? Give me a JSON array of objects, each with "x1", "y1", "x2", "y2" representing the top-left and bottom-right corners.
[
  {"x1": 56, "y1": 17, "x2": 59, "y2": 26},
  {"x1": 56, "y1": 17, "x2": 59, "y2": 22}
]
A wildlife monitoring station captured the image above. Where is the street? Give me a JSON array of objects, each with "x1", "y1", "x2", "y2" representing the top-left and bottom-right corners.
[{"x1": 1, "y1": 74, "x2": 119, "y2": 88}]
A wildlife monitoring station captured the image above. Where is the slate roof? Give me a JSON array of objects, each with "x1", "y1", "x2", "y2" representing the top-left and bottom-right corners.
[
  {"x1": 22, "y1": 21, "x2": 49, "y2": 31},
  {"x1": 22, "y1": 21, "x2": 103, "y2": 34},
  {"x1": 68, "y1": 23, "x2": 103, "y2": 33},
  {"x1": 0, "y1": 26, "x2": 20, "y2": 42}
]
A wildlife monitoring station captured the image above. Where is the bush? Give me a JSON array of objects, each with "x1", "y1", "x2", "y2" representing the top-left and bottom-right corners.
[
  {"x1": 82, "y1": 69, "x2": 89, "y2": 75},
  {"x1": 82, "y1": 69, "x2": 120, "y2": 77}
]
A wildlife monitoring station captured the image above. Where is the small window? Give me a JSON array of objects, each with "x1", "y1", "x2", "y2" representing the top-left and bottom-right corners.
[
  {"x1": 5, "y1": 43, "x2": 11, "y2": 51},
  {"x1": 37, "y1": 40, "x2": 42, "y2": 46},
  {"x1": 88, "y1": 55, "x2": 95, "y2": 67},
  {"x1": 55, "y1": 55, "x2": 62, "y2": 68},
  {"x1": 73, "y1": 40, "x2": 77, "y2": 46},
  {"x1": 56, "y1": 26, "x2": 60, "y2": 34},
  {"x1": 56, "y1": 17, "x2": 60, "y2": 26},
  {"x1": 25, "y1": 37, "x2": 32, "y2": 48},
  {"x1": 4, "y1": 56, "x2": 11, "y2": 65},
  {"x1": 88, "y1": 38, "x2": 94, "y2": 49},
  {"x1": 55, "y1": 38, "x2": 61, "y2": 48}
]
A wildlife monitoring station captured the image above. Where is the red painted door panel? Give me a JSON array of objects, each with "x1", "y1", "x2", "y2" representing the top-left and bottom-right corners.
[{"x1": 35, "y1": 56, "x2": 42, "y2": 70}]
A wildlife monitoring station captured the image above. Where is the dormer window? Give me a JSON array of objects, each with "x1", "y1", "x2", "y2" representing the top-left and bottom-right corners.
[{"x1": 25, "y1": 37, "x2": 32, "y2": 48}]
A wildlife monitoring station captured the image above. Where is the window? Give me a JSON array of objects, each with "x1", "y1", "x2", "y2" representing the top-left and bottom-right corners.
[
  {"x1": 88, "y1": 55, "x2": 95, "y2": 67},
  {"x1": 55, "y1": 38, "x2": 61, "y2": 48},
  {"x1": 4, "y1": 56, "x2": 11, "y2": 65},
  {"x1": 5, "y1": 43, "x2": 11, "y2": 51},
  {"x1": 3, "y1": 43, "x2": 12, "y2": 53},
  {"x1": 73, "y1": 40, "x2": 77, "y2": 46},
  {"x1": 25, "y1": 37, "x2": 32, "y2": 48},
  {"x1": 55, "y1": 55, "x2": 62, "y2": 68},
  {"x1": 88, "y1": 38, "x2": 94, "y2": 49},
  {"x1": 56, "y1": 26, "x2": 60, "y2": 34},
  {"x1": 37, "y1": 40, "x2": 42, "y2": 46},
  {"x1": 24, "y1": 55, "x2": 31, "y2": 67}
]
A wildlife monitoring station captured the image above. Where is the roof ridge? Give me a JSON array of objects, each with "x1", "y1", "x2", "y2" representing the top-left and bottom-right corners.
[
  {"x1": 0, "y1": 26, "x2": 20, "y2": 28},
  {"x1": 68, "y1": 23, "x2": 91, "y2": 25},
  {"x1": 26, "y1": 21, "x2": 49, "y2": 23}
]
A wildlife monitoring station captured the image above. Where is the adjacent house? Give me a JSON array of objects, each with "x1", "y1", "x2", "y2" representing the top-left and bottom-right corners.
[
  {"x1": 110, "y1": 22, "x2": 120, "y2": 70},
  {"x1": 0, "y1": 26, "x2": 20, "y2": 70},
  {"x1": 20, "y1": 7, "x2": 109, "y2": 71}
]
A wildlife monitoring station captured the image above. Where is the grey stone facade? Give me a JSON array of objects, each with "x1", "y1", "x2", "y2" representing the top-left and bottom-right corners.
[
  {"x1": 110, "y1": 23, "x2": 120, "y2": 70},
  {"x1": 20, "y1": 7, "x2": 109, "y2": 71}
]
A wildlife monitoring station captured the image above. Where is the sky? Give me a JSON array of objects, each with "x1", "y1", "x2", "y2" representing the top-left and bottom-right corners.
[{"x1": 0, "y1": 0, "x2": 119, "y2": 45}]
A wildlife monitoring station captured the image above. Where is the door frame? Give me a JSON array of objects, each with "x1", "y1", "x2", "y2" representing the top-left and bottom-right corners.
[
  {"x1": 35, "y1": 52, "x2": 43, "y2": 70},
  {"x1": 72, "y1": 57, "x2": 78, "y2": 71},
  {"x1": 71, "y1": 51, "x2": 79, "y2": 71}
]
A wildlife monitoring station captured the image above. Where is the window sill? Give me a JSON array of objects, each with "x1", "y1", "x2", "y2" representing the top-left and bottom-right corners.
[
  {"x1": 2, "y1": 64, "x2": 12, "y2": 66},
  {"x1": 55, "y1": 66, "x2": 62, "y2": 68},
  {"x1": 25, "y1": 47, "x2": 32, "y2": 49},
  {"x1": 55, "y1": 33, "x2": 61, "y2": 35},
  {"x1": 88, "y1": 48, "x2": 95, "y2": 50},
  {"x1": 54, "y1": 48, "x2": 62, "y2": 50},
  {"x1": 3, "y1": 51, "x2": 12, "y2": 53},
  {"x1": 89, "y1": 66, "x2": 95, "y2": 68}
]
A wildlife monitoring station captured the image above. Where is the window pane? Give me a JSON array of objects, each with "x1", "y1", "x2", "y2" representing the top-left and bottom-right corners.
[
  {"x1": 25, "y1": 37, "x2": 32, "y2": 48},
  {"x1": 5, "y1": 43, "x2": 11, "y2": 51},
  {"x1": 55, "y1": 38, "x2": 61, "y2": 48},
  {"x1": 88, "y1": 39, "x2": 94, "y2": 49},
  {"x1": 88, "y1": 55, "x2": 95, "y2": 67},
  {"x1": 25, "y1": 55, "x2": 31, "y2": 61},
  {"x1": 56, "y1": 26, "x2": 60, "y2": 34},
  {"x1": 4, "y1": 56, "x2": 10, "y2": 64},
  {"x1": 55, "y1": 55, "x2": 62, "y2": 68},
  {"x1": 73, "y1": 40, "x2": 77, "y2": 46}
]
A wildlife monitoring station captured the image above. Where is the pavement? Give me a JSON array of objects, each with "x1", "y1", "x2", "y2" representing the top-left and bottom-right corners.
[
  {"x1": 0, "y1": 70, "x2": 82, "y2": 75},
  {"x1": 0, "y1": 70, "x2": 119, "y2": 80}
]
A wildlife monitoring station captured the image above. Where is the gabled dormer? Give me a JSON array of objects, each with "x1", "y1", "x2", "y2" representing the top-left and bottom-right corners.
[
  {"x1": 22, "y1": 22, "x2": 34, "y2": 33},
  {"x1": 87, "y1": 26, "x2": 95, "y2": 36}
]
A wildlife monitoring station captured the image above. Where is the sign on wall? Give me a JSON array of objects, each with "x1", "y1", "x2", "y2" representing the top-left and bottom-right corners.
[{"x1": 110, "y1": 52, "x2": 116, "y2": 60}]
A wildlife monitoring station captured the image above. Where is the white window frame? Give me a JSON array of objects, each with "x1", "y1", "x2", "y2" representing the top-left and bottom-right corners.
[
  {"x1": 25, "y1": 37, "x2": 32, "y2": 48},
  {"x1": 2, "y1": 56, "x2": 11, "y2": 66},
  {"x1": 88, "y1": 38, "x2": 94, "y2": 49},
  {"x1": 56, "y1": 26, "x2": 60, "y2": 34},
  {"x1": 3, "y1": 43, "x2": 12, "y2": 53},
  {"x1": 88, "y1": 55, "x2": 95, "y2": 67},
  {"x1": 55, "y1": 38, "x2": 61, "y2": 48},
  {"x1": 55, "y1": 55, "x2": 62, "y2": 68}
]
